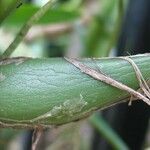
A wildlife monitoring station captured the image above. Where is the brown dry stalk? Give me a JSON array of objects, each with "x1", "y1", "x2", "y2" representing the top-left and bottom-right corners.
[
  {"x1": 65, "y1": 57, "x2": 150, "y2": 105},
  {"x1": 32, "y1": 128, "x2": 43, "y2": 150},
  {"x1": 0, "y1": 121, "x2": 52, "y2": 129},
  {"x1": 121, "y1": 57, "x2": 150, "y2": 98},
  {"x1": 25, "y1": 23, "x2": 73, "y2": 42}
]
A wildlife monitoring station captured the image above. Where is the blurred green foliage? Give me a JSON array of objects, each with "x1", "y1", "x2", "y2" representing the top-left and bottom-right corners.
[{"x1": 3, "y1": 4, "x2": 79, "y2": 26}]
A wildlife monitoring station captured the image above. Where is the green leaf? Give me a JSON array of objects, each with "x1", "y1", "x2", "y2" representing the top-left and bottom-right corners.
[
  {"x1": 3, "y1": 4, "x2": 79, "y2": 26},
  {"x1": 0, "y1": 0, "x2": 22, "y2": 25}
]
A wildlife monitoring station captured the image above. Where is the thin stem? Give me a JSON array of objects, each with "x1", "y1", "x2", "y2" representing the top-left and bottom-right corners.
[
  {"x1": 1, "y1": 0, "x2": 57, "y2": 58},
  {"x1": 90, "y1": 113, "x2": 129, "y2": 150}
]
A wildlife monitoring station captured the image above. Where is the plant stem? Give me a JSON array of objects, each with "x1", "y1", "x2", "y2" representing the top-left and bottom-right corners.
[
  {"x1": 1, "y1": 0, "x2": 57, "y2": 58},
  {"x1": 0, "y1": 54, "x2": 150, "y2": 128},
  {"x1": 90, "y1": 113, "x2": 129, "y2": 150}
]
